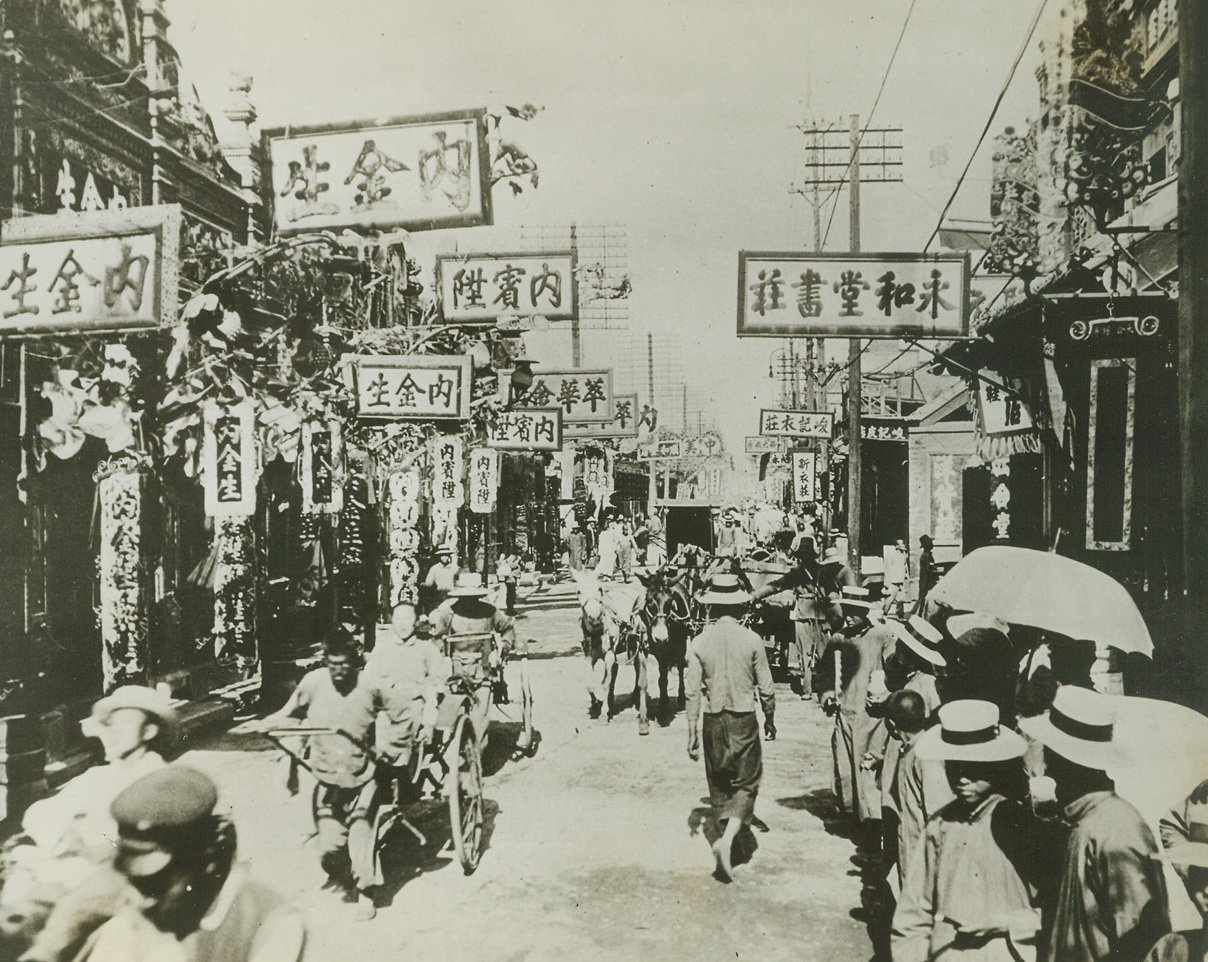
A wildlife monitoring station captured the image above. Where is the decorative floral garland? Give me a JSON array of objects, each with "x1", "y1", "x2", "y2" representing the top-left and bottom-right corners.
[
  {"x1": 387, "y1": 466, "x2": 423, "y2": 608},
  {"x1": 96, "y1": 455, "x2": 148, "y2": 690}
]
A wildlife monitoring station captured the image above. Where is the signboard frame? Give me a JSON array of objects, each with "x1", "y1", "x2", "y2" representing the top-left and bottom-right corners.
[
  {"x1": 737, "y1": 250, "x2": 971, "y2": 339},
  {"x1": 436, "y1": 250, "x2": 578, "y2": 322},
  {"x1": 261, "y1": 108, "x2": 493, "y2": 235},
  {"x1": 745, "y1": 436, "x2": 788, "y2": 455},
  {"x1": 488, "y1": 408, "x2": 564, "y2": 451},
  {"x1": 0, "y1": 204, "x2": 181, "y2": 336},
  {"x1": 517, "y1": 368, "x2": 614, "y2": 422},
  {"x1": 759, "y1": 409, "x2": 834, "y2": 439},
  {"x1": 564, "y1": 394, "x2": 639, "y2": 440},
  {"x1": 344, "y1": 353, "x2": 473, "y2": 420}
]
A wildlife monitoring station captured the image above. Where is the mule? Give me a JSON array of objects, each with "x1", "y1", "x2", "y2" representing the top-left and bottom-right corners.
[
  {"x1": 635, "y1": 567, "x2": 697, "y2": 728},
  {"x1": 570, "y1": 569, "x2": 650, "y2": 732}
]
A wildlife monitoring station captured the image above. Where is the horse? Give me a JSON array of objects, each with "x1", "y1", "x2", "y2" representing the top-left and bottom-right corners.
[
  {"x1": 570, "y1": 569, "x2": 649, "y2": 731},
  {"x1": 635, "y1": 565, "x2": 700, "y2": 728}
]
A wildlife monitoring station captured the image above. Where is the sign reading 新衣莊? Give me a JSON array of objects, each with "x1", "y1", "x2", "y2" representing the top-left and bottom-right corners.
[
  {"x1": 0, "y1": 206, "x2": 181, "y2": 335},
  {"x1": 489, "y1": 408, "x2": 563, "y2": 451},
  {"x1": 263, "y1": 110, "x2": 492, "y2": 235},
  {"x1": 517, "y1": 369, "x2": 613, "y2": 422},
  {"x1": 792, "y1": 450, "x2": 819, "y2": 504},
  {"x1": 436, "y1": 252, "x2": 577, "y2": 322},
  {"x1": 345, "y1": 354, "x2": 472, "y2": 420},
  {"x1": 759, "y1": 409, "x2": 834, "y2": 439},
  {"x1": 737, "y1": 251, "x2": 970, "y2": 338},
  {"x1": 564, "y1": 395, "x2": 639, "y2": 440}
]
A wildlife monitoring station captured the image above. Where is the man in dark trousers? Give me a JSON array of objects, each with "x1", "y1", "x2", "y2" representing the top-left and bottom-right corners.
[{"x1": 686, "y1": 573, "x2": 775, "y2": 883}]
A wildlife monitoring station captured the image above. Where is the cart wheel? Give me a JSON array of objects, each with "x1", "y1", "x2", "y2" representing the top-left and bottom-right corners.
[{"x1": 446, "y1": 716, "x2": 484, "y2": 874}]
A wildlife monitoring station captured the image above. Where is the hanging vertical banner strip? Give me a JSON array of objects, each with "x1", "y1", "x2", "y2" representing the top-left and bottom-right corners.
[
  {"x1": 202, "y1": 400, "x2": 258, "y2": 516},
  {"x1": 469, "y1": 447, "x2": 499, "y2": 514},
  {"x1": 97, "y1": 460, "x2": 145, "y2": 690},
  {"x1": 301, "y1": 420, "x2": 344, "y2": 514},
  {"x1": 388, "y1": 466, "x2": 423, "y2": 607},
  {"x1": 431, "y1": 435, "x2": 465, "y2": 507}
]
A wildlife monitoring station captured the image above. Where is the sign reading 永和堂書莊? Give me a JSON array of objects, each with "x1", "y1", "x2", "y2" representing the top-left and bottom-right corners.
[
  {"x1": 517, "y1": 369, "x2": 613, "y2": 422},
  {"x1": 0, "y1": 206, "x2": 181, "y2": 336},
  {"x1": 262, "y1": 110, "x2": 492, "y2": 235},
  {"x1": 737, "y1": 251, "x2": 970, "y2": 338},
  {"x1": 489, "y1": 408, "x2": 563, "y2": 451},
  {"x1": 759, "y1": 409, "x2": 834, "y2": 439},
  {"x1": 345, "y1": 354, "x2": 472, "y2": 420},
  {"x1": 437, "y1": 252, "x2": 577, "y2": 322}
]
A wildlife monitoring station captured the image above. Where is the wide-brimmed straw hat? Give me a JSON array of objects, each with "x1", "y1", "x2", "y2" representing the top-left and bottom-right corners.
[
  {"x1": 449, "y1": 572, "x2": 490, "y2": 598},
  {"x1": 839, "y1": 585, "x2": 876, "y2": 613},
  {"x1": 915, "y1": 699, "x2": 1027, "y2": 763},
  {"x1": 947, "y1": 611, "x2": 1010, "y2": 640},
  {"x1": 1163, "y1": 802, "x2": 1208, "y2": 868},
  {"x1": 1018, "y1": 685, "x2": 1118, "y2": 771},
  {"x1": 697, "y1": 573, "x2": 751, "y2": 606},
  {"x1": 82, "y1": 685, "x2": 179, "y2": 739},
  {"x1": 890, "y1": 615, "x2": 947, "y2": 667}
]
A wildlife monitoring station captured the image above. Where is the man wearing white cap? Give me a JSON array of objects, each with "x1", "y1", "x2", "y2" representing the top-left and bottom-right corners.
[
  {"x1": 1020, "y1": 686, "x2": 1169, "y2": 962},
  {"x1": 893, "y1": 700, "x2": 1040, "y2": 962}
]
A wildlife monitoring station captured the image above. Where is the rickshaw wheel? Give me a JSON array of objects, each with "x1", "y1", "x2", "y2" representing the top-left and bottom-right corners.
[{"x1": 446, "y1": 715, "x2": 484, "y2": 874}]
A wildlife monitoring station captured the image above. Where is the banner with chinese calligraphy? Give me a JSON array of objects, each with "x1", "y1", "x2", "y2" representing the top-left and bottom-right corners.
[
  {"x1": 681, "y1": 433, "x2": 724, "y2": 458},
  {"x1": 431, "y1": 435, "x2": 465, "y2": 507},
  {"x1": 0, "y1": 205, "x2": 181, "y2": 335},
  {"x1": 518, "y1": 369, "x2": 614, "y2": 422},
  {"x1": 745, "y1": 435, "x2": 787, "y2": 454},
  {"x1": 468, "y1": 448, "x2": 499, "y2": 514},
  {"x1": 263, "y1": 110, "x2": 492, "y2": 235},
  {"x1": 564, "y1": 394, "x2": 639, "y2": 440},
  {"x1": 861, "y1": 418, "x2": 909, "y2": 442},
  {"x1": 637, "y1": 437, "x2": 683, "y2": 460},
  {"x1": 346, "y1": 354, "x2": 472, "y2": 420},
  {"x1": 976, "y1": 372, "x2": 1035, "y2": 436},
  {"x1": 300, "y1": 420, "x2": 344, "y2": 513},
  {"x1": 202, "y1": 400, "x2": 258, "y2": 517},
  {"x1": 708, "y1": 467, "x2": 722, "y2": 499},
  {"x1": 489, "y1": 408, "x2": 563, "y2": 451},
  {"x1": 737, "y1": 251, "x2": 970, "y2": 338},
  {"x1": 759, "y1": 409, "x2": 834, "y2": 439},
  {"x1": 792, "y1": 450, "x2": 819, "y2": 504},
  {"x1": 437, "y1": 252, "x2": 577, "y2": 322}
]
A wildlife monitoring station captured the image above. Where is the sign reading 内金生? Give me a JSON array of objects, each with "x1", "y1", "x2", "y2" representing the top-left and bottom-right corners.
[
  {"x1": 745, "y1": 436, "x2": 787, "y2": 454},
  {"x1": 564, "y1": 395, "x2": 639, "y2": 440},
  {"x1": 738, "y1": 251, "x2": 970, "y2": 338},
  {"x1": 489, "y1": 408, "x2": 563, "y2": 451},
  {"x1": 437, "y1": 252, "x2": 577, "y2": 322},
  {"x1": 759, "y1": 409, "x2": 834, "y2": 439},
  {"x1": 518, "y1": 369, "x2": 613, "y2": 422},
  {"x1": 0, "y1": 205, "x2": 181, "y2": 335},
  {"x1": 345, "y1": 354, "x2": 472, "y2": 420},
  {"x1": 262, "y1": 110, "x2": 492, "y2": 235}
]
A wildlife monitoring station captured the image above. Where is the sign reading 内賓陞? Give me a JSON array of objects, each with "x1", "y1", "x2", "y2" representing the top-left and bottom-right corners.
[
  {"x1": 262, "y1": 110, "x2": 492, "y2": 235},
  {"x1": 437, "y1": 252, "x2": 577, "y2": 322},
  {"x1": 489, "y1": 408, "x2": 563, "y2": 451},
  {"x1": 738, "y1": 251, "x2": 969, "y2": 338},
  {"x1": 564, "y1": 394, "x2": 639, "y2": 440},
  {"x1": 0, "y1": 205, "x2": 181, "y2": 335},
  {"x1": 345, "y1": 354, "x2": 472, "y2": 420},
  {"x1": 759, "y1": 409, "x2": 834, "y2": 439},
  {"x1": 517, "y1": 369, "x2": 613, "y2": 422},
  {"x1": 468, "y1": 448, "x2": 499, "y2": 514}
]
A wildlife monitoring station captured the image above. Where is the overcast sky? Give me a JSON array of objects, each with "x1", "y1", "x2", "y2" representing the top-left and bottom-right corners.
[{"x1": 171, "y1": 0, "x2": 1057, "y2": 449}]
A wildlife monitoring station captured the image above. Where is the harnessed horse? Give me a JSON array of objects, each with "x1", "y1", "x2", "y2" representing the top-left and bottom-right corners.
[
  {"x1": 571, "y1": 570, "x2": 649, "y2": 731},
  {"x1": 634, "y1": 565, "x2": 701, "y2": 728}
]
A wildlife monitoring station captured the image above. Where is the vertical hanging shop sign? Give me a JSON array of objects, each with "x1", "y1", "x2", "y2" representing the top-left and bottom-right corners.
[
  {"x1": 990, "y1": 456, "x2": 1012, "y2": 542},
  {"x1": 96, "y1": 456, "x2": 146, "y2": 690},
  {"x1": 300, "y1": 420, "x2": 344, "y2": 513},
  {"x1": 469, "y1": 448, "x2": 499, "y2": 514},
  {"x1": 388, "y1": 466, "x2": 423, "y2": 607},
  {"x1": 202, "y1": 400, "x2": 258, "y2": 516},
  {"x1": 792, "y1": 450, "x2": 818, "y2": 504},
  {"x1": 431, "y1": 435, "x2": 465, "y2": 507}
]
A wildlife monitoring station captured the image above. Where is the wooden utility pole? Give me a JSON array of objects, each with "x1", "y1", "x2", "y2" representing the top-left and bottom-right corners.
[
  {"x1": 570, "y1": 222, "x2": 581, "y2": 367},
  {"x1": 846, "y1": 114, "x2": 863, "y2": 576},
  {"x1": 1180, "y1": 0, "x2": 1208, "y2": 628}
]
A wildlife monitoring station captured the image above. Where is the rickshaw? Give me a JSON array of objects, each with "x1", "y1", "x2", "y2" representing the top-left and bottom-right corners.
[{"x1": 262, "y1": 630, "x2": 496, "y2": 879}]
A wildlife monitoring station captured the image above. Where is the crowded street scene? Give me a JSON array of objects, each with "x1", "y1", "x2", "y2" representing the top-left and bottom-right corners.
[{"x1": 0, "y1": 0, "x2": 1206, "y2": 959}]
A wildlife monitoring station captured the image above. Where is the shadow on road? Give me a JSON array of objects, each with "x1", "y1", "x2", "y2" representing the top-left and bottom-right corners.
[
  {"x1": 776, "y1": 788, "x2": 854, "y2": 840},
  {"x1": 483, "y1": 721, "x2": 541, "y2": 777}
]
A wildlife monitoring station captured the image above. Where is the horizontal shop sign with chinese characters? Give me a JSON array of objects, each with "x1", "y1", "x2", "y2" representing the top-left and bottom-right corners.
[
  {"x1": 638, "y1": 438, "x2": 684, "y2": 460},
  {"x1": 759, "y1": 409, "x2": 834, "y2": 439},
  {"x1": 344, "y1": 354, "x2": 472, "y2": 419},
  {"x1": 564, "y1": 394, "x2": 639, "y2": 439},
  {"x1": 517, "y1": 368, "x2": 613, "y2": 422},
  {"x1": 745, "y1": 436, "x2": 787, "y2": 454},
  {"x1": 0, "y1": 205, "x2": 181, "y2": 335},
  {"x1": 488, "y1": 408, "x2": 563, "y2": 451},
  {"x1": 262, "y1": 109, "x2": 492, "y2": 235},
  {"x1": 861, "y1": 418, "x2": 908, "y2": 442},
  {"x1": 436, "y1": 251, "x2": 577, "y2": 322},
  {"x1": 737, "y1": 251, "x2": 970, "y2": 338}
]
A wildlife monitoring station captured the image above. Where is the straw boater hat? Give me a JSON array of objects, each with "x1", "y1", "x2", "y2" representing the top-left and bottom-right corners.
[
  {"x1": 82, "y1": 685, "x2": 179, "y2": 740},
  {"x1": 947, "y1": 611, "x2": 1010, "y2": 641},
  {"x1": 839, "y1": 585, "x2": 874, "y2": 611},
  {"x1": 1163, "y1": 802, "x2": 1208, "y2": 869},
  {"x1": 449, "y1": 572, "x2": 491, "y2": 598},
  {"x1": 821, "y1": 547, "x2": 846, "y2": 565},
  {"x1": 915, "y1": 699, "x2": 1028, "y2": 763},
  {"x1": 697, "y1": 573, "x2": 752, "y2": 607},
  {"x1": 890, "y1": 615, "x2": 947, "y2": 668},
  {"x1": 1018, "y1": 685, "x2": 1119, "y2": 771},
  {"x1": 435, "y1": 545, "x2": 454, "y2": 558}
]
